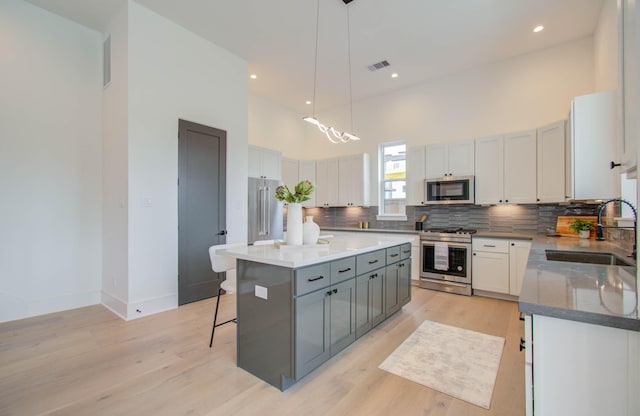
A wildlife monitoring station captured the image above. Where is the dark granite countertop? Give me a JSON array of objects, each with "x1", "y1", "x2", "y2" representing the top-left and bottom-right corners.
[{"x1": 519, "y1": 235, "x2": 639, "y2": 331}]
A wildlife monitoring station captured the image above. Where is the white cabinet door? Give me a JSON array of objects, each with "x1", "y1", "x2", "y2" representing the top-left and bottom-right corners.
[
  {"x1": 261, "y1": 148, "x2": 282, "y2": 180},
  {"x1": 571, "y1": 91, "x2": 620, "y2": 200},
  {"x1": 448, "y1": 140, "x2": 475, "y2": 176},
  {"x1": 533, "y1": 315, "x2": 632, "y2": 416},
  {"x1": 504, "y1": 130, "x2": 537, "y2": 204},
  {"x1": 537, "y1": 121, "x2": 566, "y2": 203},
  {"x1": 406, "y1": 146, "x2": 426, "y2": 206},
  {"x1": 475, "y1": 135, "x2": 504, "y2": 204},
  {"x1": 281, "y1": 158, "x2": 299, "y2": 189},
  {"x1": 621, "y1": 0, "x2": 638, "y2": 174},
  {"x1": 425, "y1": 141, "x2": 474, "y2": 178},
  {"x1": 338, "y1": 154, "x2": 370, "y2": 207},
  {"x1": 424, "y1": 144, "x2": 448, "y2": 178},
  {"x1": 248, "y1": 145, "x2": 282, "y2": 179},
  {"x1": 508, "y1": 240, "x2": 531, "y2": 296},
  {"x1": 316, "y1": 158, "x2": 340, "y2": 207},
  {"x1": 471, "y1": 251, "x2": 509, "y2": 293},
  {"x1": 299, "y1": 160, "x2": 317, "y2": 207}
]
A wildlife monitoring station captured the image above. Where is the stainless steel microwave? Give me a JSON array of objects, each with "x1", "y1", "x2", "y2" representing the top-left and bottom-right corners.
[{"x1": 424, "y1": 176, "x2": 475, "y2": 204}]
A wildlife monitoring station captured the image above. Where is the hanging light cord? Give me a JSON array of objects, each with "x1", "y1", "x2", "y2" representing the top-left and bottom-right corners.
[
  {"x1": 347, "y1": 5, "x2": 354, "y2": 133},
  {"x1": 311, "y1": 0, "x2": 320, "y2": 118}
]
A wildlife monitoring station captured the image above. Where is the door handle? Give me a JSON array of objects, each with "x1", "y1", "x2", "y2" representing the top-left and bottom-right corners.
[
  {"x1": 265, "y1": 186, "x2": 270, "y2": 235},
  {"x1": 216, "y1": 230, "x2": 227, "y2": 236},
  {"x1": 519, "y1": 337, "x2": 526, "y2": 352}
]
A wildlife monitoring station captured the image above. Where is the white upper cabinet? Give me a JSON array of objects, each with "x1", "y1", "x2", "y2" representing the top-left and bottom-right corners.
[
  {"x1": 281, "y1": 158, "x2": 299, "y2": 189},
  {"x1": 537, "y1": 121, "x2": 566, "y2": 203},
  {"x1": 475, "y1": 131, "x2": 537, "y2": 205},
  {"x1": 248, "y1": 145, "x2": 282, "y2": 179},
  {"x1": 621, "y1": 0, "x2": 638, "y2": 174},
  {"x1": 316, "y1": 158, "x2": 340, "y2": 207},
  {"x1": 504, "y1": 130, "x2": 537, "y2": 204},
  {"x1": 406, "y1": 146, "x2": 427, "y2": 205},
  {"x1": 298, "y1": 160, "x2": 317, "y2": 207},
  {"x1": 425, "y1": 140, "x2": 474, "y2": 178},
  {"x1": 338, "y1": 154, "x2": 370, "y2": 207},
  {"x1": 281, "y1": 158, "x2": 316, "y2": 207},
  {"x1": 569, "y1": 91, "x2": 620, "y2": 200},
  {"x1": 474, "y1": 135, "x2": 505, "y2": 205}
]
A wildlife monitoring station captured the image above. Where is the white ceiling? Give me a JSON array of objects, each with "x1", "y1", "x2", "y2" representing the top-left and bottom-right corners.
[{"x1": 25, "y1": 0, "x2": 605, "y2": 114}]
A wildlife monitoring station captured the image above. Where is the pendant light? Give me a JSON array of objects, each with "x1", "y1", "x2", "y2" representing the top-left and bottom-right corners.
[{"x1": 304, "y1": 0, "x2": 361, "y2": 143}]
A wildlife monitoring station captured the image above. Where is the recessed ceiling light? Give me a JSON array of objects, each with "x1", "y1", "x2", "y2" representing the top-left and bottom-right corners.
[
  {"x1": 250, "y1": 74, "x2": 257, "y2": 79},
  {"x1": 305, "y1": 100, "x2": 312, "y2": 105},
  {"x1": 391, "y1": 73, "x2": 398, "y2": 78},
  {"x1": 533, "y1": 25, "x2": 544, "y2": 33}
]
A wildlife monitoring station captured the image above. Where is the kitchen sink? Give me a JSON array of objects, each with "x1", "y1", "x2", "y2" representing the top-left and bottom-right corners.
[{"x1": 545, "y1": 250, "x2": 634, "y2": 267}]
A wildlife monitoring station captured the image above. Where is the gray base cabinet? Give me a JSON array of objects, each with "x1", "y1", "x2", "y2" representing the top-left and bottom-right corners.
[
  {"x1": 237, "y1": 243, "x2": 411, "y2": 391},
  {"x1": 355, "y1": 269, "x2": 385, "y2": 338}
]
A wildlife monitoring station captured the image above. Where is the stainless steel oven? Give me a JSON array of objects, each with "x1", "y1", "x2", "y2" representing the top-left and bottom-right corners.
[{"x1": 419, "y1": 228, "x2": 474, "y2": 296}]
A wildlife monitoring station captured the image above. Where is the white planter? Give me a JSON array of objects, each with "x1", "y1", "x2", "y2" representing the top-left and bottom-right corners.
[
  {"x1": 579, "y1": 230, "x2": 591, "y2": 239},
  {"x1": 303, "y1": 215, "x2": 320, "y2": 245},
  {"x1": 286, "y1": 203, "x2": 303, "y2": 246}
]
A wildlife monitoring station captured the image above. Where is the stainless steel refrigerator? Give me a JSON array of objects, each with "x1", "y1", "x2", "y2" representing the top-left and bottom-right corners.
[{"x1": 248, "y1": 177, "x2": 284, "y2": 244}]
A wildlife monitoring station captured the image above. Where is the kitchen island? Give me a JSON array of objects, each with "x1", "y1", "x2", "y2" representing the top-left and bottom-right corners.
[
  {"x1": 223, "y1": 235, "x2": 413, "y2": 390},
  {"x1": 518, "y1": 235, "x2": 640, "y2": 416}
]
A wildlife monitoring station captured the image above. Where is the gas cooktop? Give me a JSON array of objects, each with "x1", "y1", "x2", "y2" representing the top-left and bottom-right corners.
[{"x1": 422, "y1": 227, "x2": 477, "y2": 235}]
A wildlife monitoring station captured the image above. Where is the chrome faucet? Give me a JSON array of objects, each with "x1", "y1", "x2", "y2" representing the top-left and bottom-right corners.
[{"x1": 595, "y1": 198, "x2": 637, "y2": 259}]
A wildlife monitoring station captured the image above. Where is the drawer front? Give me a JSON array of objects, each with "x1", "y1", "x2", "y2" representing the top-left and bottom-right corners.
[
  {"x1": 331, "y1": 257, "x2": 356, "y2": 284},
  {"x1": 356, "y1": 249, "x2": 386, "y2": 275},
  {"x1": 400, "y1": 243, "x2": 412, "y2": 260},
  {"x1": 296, "y1": 263, "x2": 331, "y2": 295},
  {"x1": 386, "y1": 246, "x2": 401, "y2": 264},
  {"x1": 472, "y1": 238, "x2": 509, "y2": 253}
]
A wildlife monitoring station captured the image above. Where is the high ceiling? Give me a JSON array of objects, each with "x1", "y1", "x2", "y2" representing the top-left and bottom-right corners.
[{"x1": 25, "y1": 0, "x2": 605, "y2": 114}]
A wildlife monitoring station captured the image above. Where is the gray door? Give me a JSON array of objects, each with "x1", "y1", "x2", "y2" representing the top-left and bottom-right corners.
[{"x1": 178, "y1": 119, "x2": 226, "y2": 305}]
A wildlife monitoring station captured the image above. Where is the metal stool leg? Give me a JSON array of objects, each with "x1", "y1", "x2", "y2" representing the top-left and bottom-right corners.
[
  {"x1": 209, "y1": 288, "x2": 223, "y2": 348},
  {"x1": 209, "y1": 287, "x2": 238, "y2": 348}
]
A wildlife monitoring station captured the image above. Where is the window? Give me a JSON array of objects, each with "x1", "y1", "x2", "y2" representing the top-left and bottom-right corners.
[{"x1": 378, "y1": 142, "x2": 406, "y2": 219}]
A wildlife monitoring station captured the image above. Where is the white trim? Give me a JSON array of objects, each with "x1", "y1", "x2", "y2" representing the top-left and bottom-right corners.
[
  {"x1": 126, "y1": 293, "x2": 178, "y2": 320},
  {"x1": 101, "y1": 290, "x2": 127, "y2": 320}
]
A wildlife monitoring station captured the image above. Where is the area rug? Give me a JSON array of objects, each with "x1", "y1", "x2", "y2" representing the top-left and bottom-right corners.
[{"x1": 378, "y1": 320, "x2": 504, "y2": 409}]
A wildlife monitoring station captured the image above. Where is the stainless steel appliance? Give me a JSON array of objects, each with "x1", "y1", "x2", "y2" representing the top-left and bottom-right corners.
[
  {"x1": 419, "y1": 227, "x2": 475, "y2": 296},
  {"x1": 248, "y1": 177, "x2": 283, "y2": 244},
  {"x1": 424, "y1": 176, "x2": 474, "y2": 204}
]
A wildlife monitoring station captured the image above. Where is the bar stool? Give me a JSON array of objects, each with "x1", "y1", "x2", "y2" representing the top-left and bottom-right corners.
[{"x1": 208, "y1": 243, "x2": 243, "y2": 348}]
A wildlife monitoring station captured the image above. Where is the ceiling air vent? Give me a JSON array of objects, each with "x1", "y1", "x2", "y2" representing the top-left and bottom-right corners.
[{"x1": 367, "y1": 60, "x2": 390, "y2": 72}]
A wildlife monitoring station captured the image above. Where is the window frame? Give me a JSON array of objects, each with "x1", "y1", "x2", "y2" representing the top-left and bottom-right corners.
[{"x1": 377, "y1": 140, "x2": 408, "y2": 221}]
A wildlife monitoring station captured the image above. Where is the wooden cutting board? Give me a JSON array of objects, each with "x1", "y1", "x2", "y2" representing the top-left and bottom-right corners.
[{"x1": 555, "y1": 216, "x2": 598, "y2": 238}]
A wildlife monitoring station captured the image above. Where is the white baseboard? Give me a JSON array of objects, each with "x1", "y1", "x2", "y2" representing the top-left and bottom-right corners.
[
  {"x1": 0, "y1": 289, "x2": 101, "y2": 323},
  {"x1": 101, "y1": 290, "x2": 127, "y2": 319},
  {"x1": 125, "y1": 293, "x2": 178, "y2": 320}
]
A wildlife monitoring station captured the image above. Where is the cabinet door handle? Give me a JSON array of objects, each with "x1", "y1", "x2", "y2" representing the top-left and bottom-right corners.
[
  {"x1": 338, "y1": 267, "x2": 352, "y2": 273},
  {"x1": 369, "y1": 273, "x2": 378, "y2": 280},
  {"x1": 326, "y1": 290, "x2": 332, "y2": 296},
  {"x1": 402, "y1": 250, "x2": 411, "y2": 254},
  {"x1": 473, "y1": 253, "x2": 477, "y2": 256},
  {"x1": 483, "y1": 245, "x2": 496, "y2": 248},
  {"x1": 368, "y1": 259, "x2": 379, "y2": 264},
  {"x1": 519, "y1": 337, "x2": 526, "y2": 352},
  {"x1": 333, "y1": 288, "x2": 338, "y2": 294},
  {"x1": 390, "y1": 253, "x2": 399, "y2": 258},
  {"x1": 308, "y1": 275, "x2": 325, "y2": 282}
]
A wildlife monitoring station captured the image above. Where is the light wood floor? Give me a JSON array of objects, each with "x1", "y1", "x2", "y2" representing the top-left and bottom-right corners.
[{"x1": 0, "y1": 287, "x2": 524, "y2": 416}]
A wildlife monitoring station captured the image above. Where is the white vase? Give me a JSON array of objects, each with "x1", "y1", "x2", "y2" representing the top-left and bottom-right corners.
[
  {"x1": 303, "y1": 215, "x2": 320, "y2": 245},
  {"x1": 579, "y1": 230, "x2": 590, "y2": 239},
  {"x1": 286, "y1": 203, "x2": 303, "y2": 246}
]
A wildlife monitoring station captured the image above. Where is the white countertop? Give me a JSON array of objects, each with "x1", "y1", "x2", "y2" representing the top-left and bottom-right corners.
[{"x1": 222, "y1": 235, "x2": 413, "y2": 268}]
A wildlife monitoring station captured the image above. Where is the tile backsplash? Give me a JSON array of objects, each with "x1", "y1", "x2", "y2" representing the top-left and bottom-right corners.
[{"x1": 297, "y1": 202, "x2": 635, "y2": 253}]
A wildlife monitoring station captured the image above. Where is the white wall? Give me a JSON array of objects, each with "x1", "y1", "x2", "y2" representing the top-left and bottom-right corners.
[
  {"x1": 101, "y1": 4, "x2": 130, "y2": 318},
  {"x1": 0, "y1": 0, "x2": 103, "y2": 322},
  {"x1": 249, "y1": 94, "x2": 308, "y2": 159},
  {"x1": 126, "y1": 2, "x2": 248, "y2": 318},
  {"x1": 297, "y1": 37, "x2": 595, "y2": 204},
  {"x1": 594, "y1": 0, "x2": 620, "y2": 91}
]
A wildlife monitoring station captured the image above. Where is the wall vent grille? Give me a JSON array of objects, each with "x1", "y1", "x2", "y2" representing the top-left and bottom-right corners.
[{"x1": 367, "y1": 60, "x2": 390, "y2": 72}]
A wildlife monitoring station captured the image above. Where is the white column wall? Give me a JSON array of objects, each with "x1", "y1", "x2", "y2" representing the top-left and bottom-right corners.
[
  {"x1": 126, "y1": 2, "x2": 248, "y2": 318},
  {"x1": 0, "y1": 0, "x2": 103, "y2": 322}
]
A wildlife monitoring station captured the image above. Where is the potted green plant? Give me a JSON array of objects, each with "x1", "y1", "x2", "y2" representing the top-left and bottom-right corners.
[{"x1": 568, "y1": 218, "x2": 594, "y2": 239}]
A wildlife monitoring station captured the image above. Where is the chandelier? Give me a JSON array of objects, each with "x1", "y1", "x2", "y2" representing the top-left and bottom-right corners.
[{"x1": 304, "y1": 0, "x2": 361, "y2": 143}]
